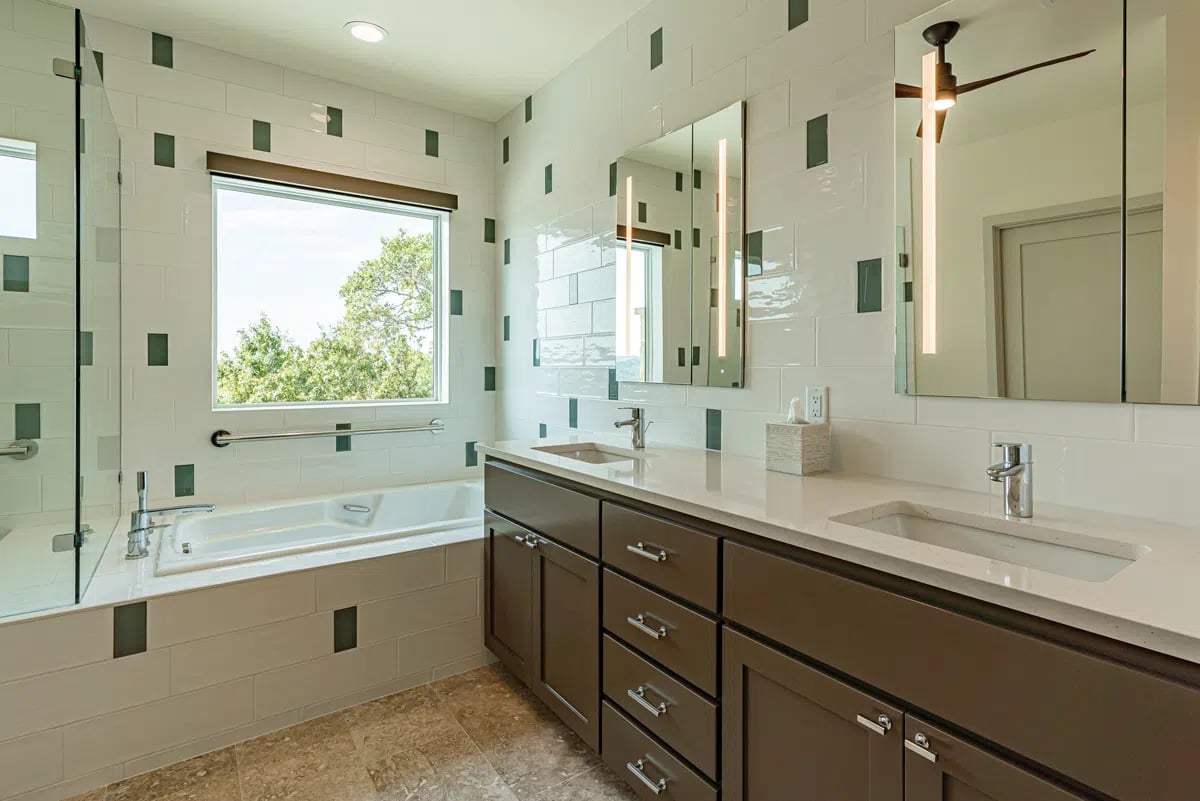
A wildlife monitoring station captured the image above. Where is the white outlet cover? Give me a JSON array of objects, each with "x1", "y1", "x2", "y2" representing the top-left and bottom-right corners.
[{"x1": 806, "y1": 386, "x2": 828, "y2": 423}]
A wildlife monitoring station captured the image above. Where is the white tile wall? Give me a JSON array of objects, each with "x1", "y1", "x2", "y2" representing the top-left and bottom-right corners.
[{"x1": 494, "y1": 0, "x2": 1200, "y2": 528}]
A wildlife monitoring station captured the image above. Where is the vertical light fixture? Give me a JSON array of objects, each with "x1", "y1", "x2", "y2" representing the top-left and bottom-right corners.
[
  {"x1": 624, "y1": 175, "x2": 635, "y2": 358},
  {"x1": 920, "y1": 51, "x2": 939, "y2": 355},
  {"x1": 717, "y1": 137, "x2": 728, "y2": 359}
]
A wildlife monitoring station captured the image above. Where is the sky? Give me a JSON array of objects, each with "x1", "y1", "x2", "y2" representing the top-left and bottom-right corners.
[
  {"x1": 0, "y1": 145, "x2": 38, "y2": 240},
  {"x1": 215, "y1": 184, "x2": 434, "y2": 355}
]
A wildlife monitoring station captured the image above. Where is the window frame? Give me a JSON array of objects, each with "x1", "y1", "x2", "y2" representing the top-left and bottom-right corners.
[{"x1": 210, "y1": 175, "x2": 450, "y2": 411}]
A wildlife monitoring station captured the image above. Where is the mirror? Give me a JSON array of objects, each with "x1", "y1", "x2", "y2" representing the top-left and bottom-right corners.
[
  {"x1": 613, "y1": 101, "x2": 745, "y2": 386},
  {"x1": 895, "y1": 0, "x2": 1123, "y2": 402}
]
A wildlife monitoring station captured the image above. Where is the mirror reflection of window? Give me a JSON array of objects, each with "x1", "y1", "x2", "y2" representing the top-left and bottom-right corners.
[{"x1": 0, "y1": 138, "x2": 37, "y2": 240}]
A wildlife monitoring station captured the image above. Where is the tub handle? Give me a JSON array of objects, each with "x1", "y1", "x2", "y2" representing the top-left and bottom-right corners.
[{"x1": 343, "y1": 504, "x2": 371, "y2": 514}]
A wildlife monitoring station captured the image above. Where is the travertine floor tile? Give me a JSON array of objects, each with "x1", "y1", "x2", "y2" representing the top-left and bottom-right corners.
[
  {"x1": 107, "y1": 748, "x2": 238, "y2": 801},
  {"x1": 340, "y1": 684, "x2": 461, "y2": 762},
  {"x1": 531, "y1": 765, "x2": 636, "y2": 801}
]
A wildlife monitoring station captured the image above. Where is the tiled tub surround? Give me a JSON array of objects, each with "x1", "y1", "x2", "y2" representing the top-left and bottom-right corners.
[
  {"x1": 478, "y1": 438, "x2": 1200, "y2": 664},
  {"x1": 492, "y1": 0, "x2": 1200, "y2": 529},
  {"x1": 0, "y1": 538, "x2": 491, "y2": 801},
  {"x1": 79, "y1": 16, "x2": 498, "y2": 509}
]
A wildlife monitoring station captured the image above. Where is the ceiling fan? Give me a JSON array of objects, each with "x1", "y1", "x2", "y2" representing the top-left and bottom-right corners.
[{"x1": 895, "y1": 21, "x2": 1095, "y2": 143}]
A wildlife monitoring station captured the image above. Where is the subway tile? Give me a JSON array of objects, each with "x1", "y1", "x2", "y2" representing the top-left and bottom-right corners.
[
  {"x1": 282, "y1": 69, "x2": 375, "y2": 115},
  {"x1": 0, "y1": 730, "x2": 62, "y2": 798},
  {"x1": 395, "y1": 618, "x2": 482, "y2": 677},
  {"x1": 749, "y1": 317, "x2": 816, "y2": 368},
  {"x1": 171, "y1": 40, "x2": 282, "y2": 93},
  {"x1": 358, "y1": 580, "x2": 477, "y2": 644},
  {"x1": 253, "y1": 641, "x2": 396, "y2": 719},
  {"x1": 315, "y1": 548, "x2": 445, "y2": 610},
  {"x1": 104, "y1": 55, "x2": 225, "y2": 112},
  {"x1": 816, "y1": 313, "x2": 892, "y2": 367},
  {"x1": 445, "y1": 540, "x2": 483, "y2": 582},
  {"x1": 0, "y1": 607, "x2": 112, "y2": 684},
  {"x1": 919, "y1": 396, "x2": 1134, "y2": 441},
  {"x1": 148, "y1": 572, "x2": 316, "y2": 648}
]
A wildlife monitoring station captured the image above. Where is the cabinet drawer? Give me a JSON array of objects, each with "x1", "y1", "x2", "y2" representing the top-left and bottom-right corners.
[
  {"x1": 603, "y1": 635, "x2": 718, "y2": 779},
  {"x1": 604, "y1": 569, "x2": 719, "y2": 696},
  {"x1": 602, "y1": 503, "x2": 719, "y2": 611},
  {"x1": 724, "y1": 541, "x2": 1200, "y2": 801},
  {"x1": 485, "y1": 462, "x2": 600, "y2": 557},
  {"x1": 601, "y1": 702, "x2": 718, "y2": 801}
]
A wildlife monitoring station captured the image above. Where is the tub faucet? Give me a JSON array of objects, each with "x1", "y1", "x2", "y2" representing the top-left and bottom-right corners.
[
  {"x1": 127, "y1": 470, "x2": 215, "y2": 560},
  {"x1": 986, "y1": 442, "x2": 1033, "y2": 518},
  {"x1": 614, "y1": 407, "x2": 651, "y2": 450}
]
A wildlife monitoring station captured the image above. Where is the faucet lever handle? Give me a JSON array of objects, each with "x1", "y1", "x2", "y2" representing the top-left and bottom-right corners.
[{"x1": 992, "y1": 442, "x2": 1031, "y2": 465}]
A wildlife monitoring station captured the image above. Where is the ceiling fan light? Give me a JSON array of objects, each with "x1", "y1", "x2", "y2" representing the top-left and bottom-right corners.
[{"x1": 930, "y1": 95, "x2": 957, "y2": 111}]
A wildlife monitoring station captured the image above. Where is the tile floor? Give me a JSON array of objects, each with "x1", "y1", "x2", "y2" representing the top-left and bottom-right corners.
[{"x1": 69, "y1": 664, "x2": 637, "y2": 801}]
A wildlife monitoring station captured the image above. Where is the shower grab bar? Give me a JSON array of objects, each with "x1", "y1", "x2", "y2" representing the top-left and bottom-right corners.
[
  {"x1": 211, "y1": 419, "x2": 444, "y2": 447},
  {"x1": 1, "y1": 440, "x2": 38, "y2": 460}
]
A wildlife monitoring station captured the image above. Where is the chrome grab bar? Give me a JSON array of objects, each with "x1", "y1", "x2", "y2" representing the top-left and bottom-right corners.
[
  {"x1": 1, "y1": 440, "x2": 38, "y2": 460},
  {"x1": 211, "y1": 419, "x2": 444, "y2": 447}
]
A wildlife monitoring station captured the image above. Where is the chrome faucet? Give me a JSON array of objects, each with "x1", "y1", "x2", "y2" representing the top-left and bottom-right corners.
[
  {"x1": 613, "y1": 407, "x2": 651, "y2": 450},
  {"x1": 986, "y1": 442, "x2": 1033, "y2": 518},
  {"x1": 127, "y1": 470, "x2": 215, "y2": 559}
]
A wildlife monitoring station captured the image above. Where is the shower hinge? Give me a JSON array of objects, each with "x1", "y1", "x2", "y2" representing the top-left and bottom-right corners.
[
  {"x1": 51, "y1": 525, "x2": 91, "y2": 553},
  {"x1": 52, "y1": 58, "x2": 80, "y2": 81},
  {"x1": 117, "y1": 170, "x2": 123, "y2": 185}
]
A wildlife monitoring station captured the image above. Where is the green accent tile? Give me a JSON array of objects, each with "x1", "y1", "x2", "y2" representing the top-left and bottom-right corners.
[
  {"x1": 333, "y1": 606, "x2": 357, "y2": 652},
  {"x1": 502, "y1": 136, "x2": 510, "y2": 164},
  {"x1": 807, "y1": 114, "x2": 829, "y2": 169},
  {"x1": 79, "y1": 331, "x2": 94, "y2": 366},
  {"x1": 484, "y1": 366, "x2": 496, "y2": 391},
  {"x1": 693, "y1": 228, "x2": 701, "y2": 249},
  {"x1": 569, "y1": 274, "x2": 579, "y2": 305},
  {"x1": 524, "y1": 95, "x2": 533, "y2": 122},
  {"x1": 692, "y1": 346, "x2": 700, "y2": 366},
  {"x1": 147, "y1": 333, "x2": 169, "y2": 366},
  {"x1": 14, "y1": 404, "x2": 40, "y2": 439},
  {"x1": 153, "y1": 132, "x2": 174, "y2": 167},
  {"x1": 465, "y1": 441, "x2": 479, "y2": 468},
  {"x1": 113, "y1": 602, "x2": 147, "y2": 658},
  {"x1": 174, "y1": 463, "x2": 195, "y2": 497},
  {"x1": 857, "y1": 258, "x2": 883, "y2": 313},
  {"x1": 650, "y1": 27, "x2": 664, "y2": 70},
  {"x1": 637, "y1": 202, "x2": 647, "y2": 224},
  {"x1": 533, "y1": 339, "x2": 541, "y2": 367},
  {"x1": 94, "y1": 51, "x2": 104, "y2": 79},
  {"x1": 450, "y1": 289, "x2": 463, "y2": 315},
  {"x1": 151, "y1": 32, "x2": 173, "y2": 68},
  {"x1": 426, "y1": 129, "x2": 439, "y2": 157},
  {"x1": 609, "y1": 162, "x2": 618, "y2": 197},
  {"x1": 336, "y1": 422, "x2": 352, "y2": 452},
  {"x1": 503, "y1": 315, "x2": 511, "y2": 342},
  {"x1": 539, "y1": 423, "x2": 548, "y2": 438},
  {"x1": 484, "y1": 218, "x2": 496, "y2": 243},
  {"x1": 694, "y1": 169, "x2": 702, "y2": 189},
  {"x1": 504, "y1": 239, "x2": 511, "y2": 265},
  {"x1": 706, "y1": 409, "x2": 722, "y2": 451},
  {"x1": 675, "y1": 172, "x2": 683, "y2": 192},
  {"x1": 674, "y1": 230, "x2": 682, "y2": 250},
  {"x1": 327, "y1": 107, "x2": 343, "y2": 137},
  {"x1": 788, "y1": 0, "x2": 810, "y2": 30},
  {"x1": 3, "y1": 255, "x2": 29, "y2": 292},
  {"x1": 568, "y1": 398, "x2": 578, "y2": 429},
  {"x1": 544, "y1": 163, "x2": 553, "y2": 194},
  {"x1": 904, "y1": 280, "x2": 914, "y2": 303},
  {"x1": 747, "y1": 231, "x2": 764, "y2": 277},
  {"x1": 252, "y1": 120, "x2": 270, "y2": 153},
  {"x1": 608, "y1": 369, "x2": 618, "y2": 401}
]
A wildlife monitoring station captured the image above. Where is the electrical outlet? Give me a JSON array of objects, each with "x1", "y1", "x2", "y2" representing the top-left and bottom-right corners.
[{"x1": 806, "y1": 386, "x2": 828, "y2": 423}]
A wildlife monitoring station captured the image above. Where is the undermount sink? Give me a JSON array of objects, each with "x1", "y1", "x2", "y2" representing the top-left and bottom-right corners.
[
  {"x1": 831, "y1": 502, "x2": 1148, "y2": 582},
  {"x1": 532, "y1": 442, "x2": 641, "y2": 464}
]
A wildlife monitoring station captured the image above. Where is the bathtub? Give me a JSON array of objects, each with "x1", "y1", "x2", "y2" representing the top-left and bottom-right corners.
[{"x1": 155, "y1": 480, "x2": 482, "y2": 575}]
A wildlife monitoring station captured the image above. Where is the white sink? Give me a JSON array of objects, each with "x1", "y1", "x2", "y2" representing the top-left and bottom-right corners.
[
  {"x1": 831, "y1": 502, "x2": 1148, "y2": 582},
  {"x1": 532, "y1": 442, "x2": 641, "y2": 464}
]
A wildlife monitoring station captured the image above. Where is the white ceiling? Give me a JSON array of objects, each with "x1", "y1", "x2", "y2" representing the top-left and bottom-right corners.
[{"x1": 73, "y1": 0, "x2": 653, "y2": 121}]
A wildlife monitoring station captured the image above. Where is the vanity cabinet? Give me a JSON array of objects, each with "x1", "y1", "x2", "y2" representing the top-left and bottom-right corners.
[{"x1": 483, "y1": 512, "x2": 534, "y2": 682}]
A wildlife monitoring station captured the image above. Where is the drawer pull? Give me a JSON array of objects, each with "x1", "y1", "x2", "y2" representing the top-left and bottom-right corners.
[
  {"x1": 905, "y1": 733, "x2": 938, "y2": 763},
  {"x1": 856, "y1": 714, "x2": 892, "y2": 736},
  {"x1": 627, "y1": 685, "x2": 670, "y2": 717},
  {"x1": 627, "y1": 541, "x2": 668, "y2": 563},
  {"x1": 626, "y1": 758, "x2": 668, "y2": 795},
  {"x1": 513, "y1": 534, "x2": 539, "y2": 549},
  {"x1": 627, "y1": 613, "x2": 668, "y2": 640}
]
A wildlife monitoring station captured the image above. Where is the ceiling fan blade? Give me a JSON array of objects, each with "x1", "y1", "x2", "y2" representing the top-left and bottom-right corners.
[
  {"x1": 958, "y1": 49, "x2": 1095, "y2": 94},
  {"x1": 915, "y1": 110, "x2": 949, "y2": 143},
  {"x1": 895, "y1": 82, "x2": 923, "y2": 99}
]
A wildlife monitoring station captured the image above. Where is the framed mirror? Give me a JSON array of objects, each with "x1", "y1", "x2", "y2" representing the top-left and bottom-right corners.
[
  {"x1": 613, "y1": 101, "x2": 745, "y2": 387},
  {"x1": 895, "y1": 0, "x2": 1123, "y2": 402}
]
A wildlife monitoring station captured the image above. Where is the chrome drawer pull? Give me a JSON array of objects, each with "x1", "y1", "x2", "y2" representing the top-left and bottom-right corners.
[
  {"x1": 626, "y1": 758, "x2": 668, "y2": 795},
  {"x1": 856, "y1": 714, "x2": 892, "y2": 736},
  {"x1": 627, "y1": 542, "x2": 668, "y2": 563},
  {"x1": 627, "y1": 685, "x2": 669, "y2": 717},
  {"x1": 905, "y1": 734, "x2": 938, "y2": 763},
  {"x1": 522, "y1": 537, "x2": 540, "y2": 549},
  {"x1": 626, "y1": 613, "x2": 668, "y2": 640}
]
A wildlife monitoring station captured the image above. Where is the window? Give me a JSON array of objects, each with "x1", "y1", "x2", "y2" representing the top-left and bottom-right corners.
[
  {"x1": 213, "y1": 177, "x2": 447, "y2": 408},
  {"x1": 0, "y1": 138, "x2": 37, "y2": 239}
]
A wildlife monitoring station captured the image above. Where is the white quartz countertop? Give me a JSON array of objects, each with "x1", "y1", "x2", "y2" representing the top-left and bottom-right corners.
[{"x1": 477, "y1": 436, "x2": 1200, "y2": 665}]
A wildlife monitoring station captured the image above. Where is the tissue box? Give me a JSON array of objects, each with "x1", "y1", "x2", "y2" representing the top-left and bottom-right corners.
[{"x1": 766, "y1": 422, "x2": 831, "y2": 476}]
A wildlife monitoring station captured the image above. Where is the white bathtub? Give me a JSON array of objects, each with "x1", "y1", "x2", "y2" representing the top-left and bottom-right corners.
[{"x1": 155, "y1": 480, "x2": 482, "y2": 575}]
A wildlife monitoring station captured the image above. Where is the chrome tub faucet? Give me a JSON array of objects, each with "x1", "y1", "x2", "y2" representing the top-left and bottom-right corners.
[
  {"x1": 986, "y1": 442, "x2": 1033, "y2": 518},
  {"x1": 127, "y1": 470, "x2": 215, "y2": 559},
  {"x1": 614, "y1": 407, "x2": 651, "y2": 450}
]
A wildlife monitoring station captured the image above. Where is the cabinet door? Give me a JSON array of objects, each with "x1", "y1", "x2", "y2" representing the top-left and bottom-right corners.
[
  {"x1": 724, "y1": 628, "x2": 903, "y2": 801},
  {"x1": 904, "y1": 716, "x2": 1095, "y2": 801},
  {"x1": 531, "y1": 533, "x2": 601, "y2": 750},
  {"x1": 484, "y1": 512, "x2": 534, "y2": 684}
]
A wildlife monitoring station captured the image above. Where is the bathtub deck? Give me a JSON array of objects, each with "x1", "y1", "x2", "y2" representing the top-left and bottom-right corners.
[{"x1": 67, "y1": 664, "x2": 636, "y2": 801}]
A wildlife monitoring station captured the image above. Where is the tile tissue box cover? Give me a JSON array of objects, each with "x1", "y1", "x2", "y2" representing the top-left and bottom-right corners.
[{"x1": 766, "y1": 422, "x2": 831, "y2": 476}]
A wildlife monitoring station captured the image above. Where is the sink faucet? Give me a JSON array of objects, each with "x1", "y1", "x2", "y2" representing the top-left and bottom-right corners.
[
  {"x1": 614, "y1": 407, "x2": 651, "y2": 450},
  {"x1": 127, "y1": 470, "x2": 215, "y2": 559},
  {"x1": 986, "y1": 442, "x2": 1032, "y2": 518}
]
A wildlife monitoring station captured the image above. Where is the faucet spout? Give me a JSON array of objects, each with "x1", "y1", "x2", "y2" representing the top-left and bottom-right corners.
[
  {"x1": 614, "y1": 407, "x2": 650, "y2": 449},
  {"x1": 986, "y1": 443, "x2": 1033, "y2": 518}
]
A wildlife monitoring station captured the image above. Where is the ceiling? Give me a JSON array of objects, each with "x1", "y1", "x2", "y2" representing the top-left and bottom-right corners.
[{"x1": 73, "y1": 0, "x2": 653, "y2": 121}]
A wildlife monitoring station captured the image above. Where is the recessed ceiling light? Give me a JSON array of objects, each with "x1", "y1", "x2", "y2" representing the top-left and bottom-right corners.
[{"x1": 345, "y1": 21, "x2": 387, "y2": 43}]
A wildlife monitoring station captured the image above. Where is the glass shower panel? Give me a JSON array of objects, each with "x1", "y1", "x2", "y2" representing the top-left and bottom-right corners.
[{"x1": 76, "y1": 11, "x2": 121, "y2": 600}]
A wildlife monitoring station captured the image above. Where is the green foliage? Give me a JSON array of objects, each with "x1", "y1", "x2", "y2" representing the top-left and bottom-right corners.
[{"x1": 216, "y1": 230, "x2": 435, "y2": 405}]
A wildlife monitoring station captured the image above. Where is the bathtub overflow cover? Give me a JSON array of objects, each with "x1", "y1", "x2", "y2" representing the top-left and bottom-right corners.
[{"x1": 182, "y1": 542, "x2": 192, "y2": 554}]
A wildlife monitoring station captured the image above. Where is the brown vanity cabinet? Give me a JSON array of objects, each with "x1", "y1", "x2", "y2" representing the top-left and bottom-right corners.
[{"x1": 483, "y1": 512, "x2": 534, "y2": 683}]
